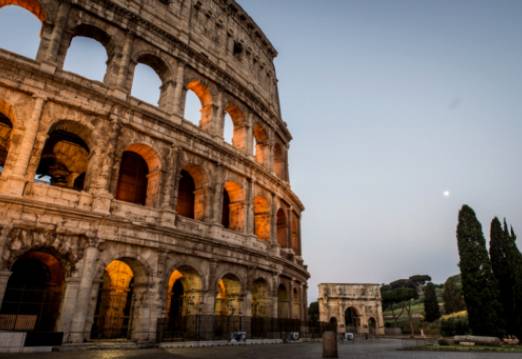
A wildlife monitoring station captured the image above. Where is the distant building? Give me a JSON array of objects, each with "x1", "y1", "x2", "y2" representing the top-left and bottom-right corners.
[{"x1": 318, "y1": 283, "x2": 384, "y2": 335}]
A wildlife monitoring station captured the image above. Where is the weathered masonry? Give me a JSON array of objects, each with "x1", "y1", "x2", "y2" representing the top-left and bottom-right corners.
[
  {"x1": 0, "y1": 0, "x2": 308, "y2": 343},
  {"x1": 318, "y1": 284, "x2": 385, "y2": 336}
]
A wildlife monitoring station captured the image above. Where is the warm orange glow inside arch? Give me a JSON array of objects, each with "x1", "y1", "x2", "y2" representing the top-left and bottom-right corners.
[
  {"x1": 185, "y1": 80, "x2": 213, "y2": 128},
  {"x1": 254, "y1": 195, "x2": 270, "y2": 241},
  {"x1": 0, "y1": 0, "x2": 45, "y2": 21}
]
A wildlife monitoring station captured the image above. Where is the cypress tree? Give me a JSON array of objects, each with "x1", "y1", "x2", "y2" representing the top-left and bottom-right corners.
[
  {"x1": 457, "y1": 205, "x2": 505, "y2": 336},
  {"x1": 490, "y1": 218, "x2": 516, "y2": 334},
  {"x1": 423, "y1": 282, "x2": 441, "y2": 322}
]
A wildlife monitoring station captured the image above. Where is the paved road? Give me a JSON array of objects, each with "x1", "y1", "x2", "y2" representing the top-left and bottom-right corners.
[{"x1": 1, "y1": 339, "x2": 520, "y2": 359}]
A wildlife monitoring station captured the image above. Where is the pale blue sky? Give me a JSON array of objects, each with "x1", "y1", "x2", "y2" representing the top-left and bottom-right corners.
[{"x1": 1, "y1": 1, "x2": 522, "y2": 302}]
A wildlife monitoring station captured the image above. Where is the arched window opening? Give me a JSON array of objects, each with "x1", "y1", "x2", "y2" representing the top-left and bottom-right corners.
[
  {"x1": 221, "y1": 189, "x2": 230, "y2": 229},
  {"x1": 345, "y1": 307, "x2": 358, "y2": 334},
  {"x1": 184, "y1": 80, "x2": 212, "y2": 129},
  {"x1": 91, "y1": 260, "x2": 134, "y2": 339},
  {"x1": 254, "y1": 195, "x2": 270, "y2": 241},
  {"x1": 276, "y1": 208, "x2": 288, "y2": 248},
  {"x1": 176, "y1": 170, "x2": 196, "y2": 219},
  {"x1": 0, "y1": 4, "x2": 42, "y2": 59},
  {"x1": 115, "y1": 151, "x2": 149, "y2": 205},
  {"x1": 214, "y1": 274, "x2": 241, "y2": 317},
  {"x1": 1, "y1": 251, "x2": 65, "y2": 331},
  {"x1": 167, "y1": 266, "x2": 202, "y2": 333},
  {"x1": 35, "y1": 126, "x2": 91, "y2": 191},
  {"x1": 277, "y1": 284, "x2": 289, "y2": 319},
  {"x1": 252, "y1": 278, "x2": 270, "y2": 318},
  {"x1": 273, "y1": 143, "x2": 286, "y2": 179},
  {"x1": 224, "y1": 104, "x2": 247, "y2": 150},
  {"x1": 253, "y1": 123, "x2": 268, "y2": 165},
  {"x1": 63, "y1": 26, "x2": 110, "y2": 82},
  {"x1": 223, "y1": 113, "x2": 234, "y2": 144},
  {"x1": 0, "y1": 113, "x2": 13, "y2": 172},
  {"x1": 222, "y1": 181, "x2": 245, "y2": 232},
  {"x1": 368, "y1": 317, "x2": 377, "y2": 336},
  {"x1": 131, "y1": 63, "x2": 162, "y2": 105}
]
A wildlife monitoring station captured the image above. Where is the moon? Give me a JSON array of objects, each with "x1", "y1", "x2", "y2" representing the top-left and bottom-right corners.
[{"x1": 443, "y1": 190, "x2": 451, "y2": 198}]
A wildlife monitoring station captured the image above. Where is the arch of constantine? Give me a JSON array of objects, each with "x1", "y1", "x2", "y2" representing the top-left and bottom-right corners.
[
  {"x1": 0, "y1": 0, "x2": 308, "y2": 344},
  {"x1": 318, "y1": 283, "x2": 385, "y2": 336}
]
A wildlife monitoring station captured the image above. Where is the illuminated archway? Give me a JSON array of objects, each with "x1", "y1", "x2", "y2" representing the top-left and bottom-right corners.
[
  {"x1": 184, "y1": 80, "x2": 212, "y2": 129},
  {"x1": 277, "y1": 284, "x2": 289, "y2": 319},
  {"x1": 253, "y1": 123, "x2": 268, "y2": 165},
  {"x1": 276, "y1": 208, "x2": 288, "y2": 248},
  {"x1": 166, "y1": 266, "x2": 202, "y2": 332},
  {"x1": 0, "y1": 2, "x2": 42, "y2": 58},
  {"x1": 0, "y1": 0, "x2": 45, "y2": 21},
  {"x1": 176, "y1": 165, "x2": 206, "y2": 221},
  {"x1": 222, "y1": 181, "x2": 245, "y2": 231},
  {"x1": 214, "y1": 274, "x2": 241, "y2": 316},
  {"x1": 224, "y1": 103, "x2": 247, "y2": 151}
]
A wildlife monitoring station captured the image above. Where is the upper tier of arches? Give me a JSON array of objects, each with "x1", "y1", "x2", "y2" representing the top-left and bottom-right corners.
[{"x1": 0, "y1": 0, "x2": 290, "y2": 182}]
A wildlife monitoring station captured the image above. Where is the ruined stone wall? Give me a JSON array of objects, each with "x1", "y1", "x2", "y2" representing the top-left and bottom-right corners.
[{"x1": 0, "y1": 0, "x2": 307, "y2": 343}]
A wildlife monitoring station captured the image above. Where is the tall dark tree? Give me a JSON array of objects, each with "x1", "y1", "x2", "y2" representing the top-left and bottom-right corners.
[
  {"x1": 489, "y1": 218, "x2": 517, "y2": 334},
  {"x1": 443, "y1": 275, "x2": 466, "y2": 314},
  {"x1": 423, "y1": 282, "x2": 441, "y2": 322},
  {"x1": 457, "y1": 205, "x2": 505, "y2": 336}
]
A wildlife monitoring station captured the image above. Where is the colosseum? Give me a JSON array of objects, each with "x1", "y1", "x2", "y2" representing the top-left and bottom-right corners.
[{"x1": 0, "y1": 0, "x2": 308, "y2": 345}]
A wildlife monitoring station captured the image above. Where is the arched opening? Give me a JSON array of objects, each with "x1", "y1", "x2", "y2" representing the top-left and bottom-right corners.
[
  {"x1": 368, "y1": 317, "x2": 377, "y2": 336},
  {"x1": 221, "y1": 189, "x2": 230, "y2": 228},
  {"x1": 0, "y1": 3, "x2": 42, "y2": 59},
  {"x1": 115, "y1": 151, "x2": 148, "y2": 205},
  {"x1": 277, "y1": 284, "x2": 289, "y2": 319},
  {"x1": 214, "y1": 274, "x2": 241, "y2": 316},
  {"x1": 251, "y1": 278, "x2": 271, "y2": 338},
  {"x1": 131, "y1": 54, "x2": 170, "y2": 107},
  {"x1": 184, "y1": 80, "x2": 212, "y2": 129},
  {"x1": 0, "y1": 112, "x2": 13, "y2": 172},
  {"x1": 176, "y1": 170, "x2": 195, "y2": 219},
  {"x1": 345, "y1": 307, "x2": 358, "y2": 334},
  {"x1": 254, "y1": 195, "x2": 270, "y2": 241},
  {"x1": 273, "y1": 142, "x2": 286, "y2": 180},
  {"x1": 62, "y1": 25, "x2": 110, "y2": 82},
  {"x1": 0, "y1": 250, "x2": 65, "y2": 331},
  {"x1": 35, "y1": 121, "x2": 91, "y2": 191},
  {"x1": 276, "y1": 208, "x2": 288, "y2": 248},
  {"x1": 166, "y1": 266, "x2": 202, "y2": 336},
  {"x1": 91, "y1": 260, "x2": 135, "y2": 339},
  {"x1": 253, "y1": 123, "x2": 268, "y2": 165},
  {"x1": 223, "y1": 113, "x2": 234, "y2": 144},
  {"x1": 222, "y1": 181, "x2": 245, "y2": 231},
  {"x1": 131, "y1": 63, "x2": 162, "y2": 105},
  {"x1": 224, "y1": 104, "x2": 247, "y2": 150}
]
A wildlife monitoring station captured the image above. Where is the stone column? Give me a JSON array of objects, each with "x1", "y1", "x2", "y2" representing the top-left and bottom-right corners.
[
  {"x1": 109, "y1": 33, "x2": 134, "y2": 98},
  {"x1": 172, "y1": 63, "x2": 186, "y2": 119},
  {"x1": 267, "y1": 132, "x2": 275, "y2": 172},
  {"x1": 245, "y1": 179, "x2": 254, "y2": 235},
  {"x1": 159, "y1": 80, "x2": 177, "y2": 115},
  {"x1": 36, "y1": 2, "x2": 71, "y2": 71},
  {"x1": 210, "y1": 92, "x2": 225, "y2": 138},
  {"x1": 210, "y1": 165, "x2": 225, "y2": 225},
  {"x1": 56, "y1": 277, "x2": 81, "y2": 339},
  {"x1": 67, "y1": 245, "x2": 100, "y2": 343},
  {"x1": 287, "y1": 207, "x2": 293, "y2": 250},
  {"x1": 1, "y1": 96, "x2": 45, "y2": 196},
  {"x1": 245, "y1": 113, "x2": 254, "y2": 156},
  {"x1": 160, "y1": 145, "x2": 179, "y2": 227}
]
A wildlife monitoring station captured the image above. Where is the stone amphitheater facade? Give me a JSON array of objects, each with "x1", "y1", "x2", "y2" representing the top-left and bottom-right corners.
[{"x1": 0, "y1": 0, "x2": 308, "y2": 344}]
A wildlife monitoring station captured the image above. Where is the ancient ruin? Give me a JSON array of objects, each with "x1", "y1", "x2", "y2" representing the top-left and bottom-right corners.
[
  {"x1": 0, "y1": 0, "x2": 308, "y2": 344},
  {"x1": 318, "y1": 283, "x2": 384, "y2": 336}
]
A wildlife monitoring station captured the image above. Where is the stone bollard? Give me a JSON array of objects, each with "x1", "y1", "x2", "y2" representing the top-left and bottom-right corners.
[{"x1": 322, "y1": 331, "x2": 338, "y2": 358}]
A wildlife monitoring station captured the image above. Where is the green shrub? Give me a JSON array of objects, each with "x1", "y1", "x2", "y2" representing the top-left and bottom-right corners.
[{"x1": 440, "y1": 317, "x2": 470, "y2": 337}]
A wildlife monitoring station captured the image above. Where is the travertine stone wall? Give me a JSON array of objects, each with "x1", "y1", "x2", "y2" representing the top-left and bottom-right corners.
[
  {"x1": 0, "y1": 0, "x2": 308, "y2": 343},
  {"x1": 318, "y1": 283, "x2": 385, "y2": 336}
]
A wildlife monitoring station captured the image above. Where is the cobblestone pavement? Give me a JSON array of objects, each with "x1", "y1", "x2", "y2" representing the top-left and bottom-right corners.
[{"x1": 1, "y1": 339, "x2": 521, "y2": 359}]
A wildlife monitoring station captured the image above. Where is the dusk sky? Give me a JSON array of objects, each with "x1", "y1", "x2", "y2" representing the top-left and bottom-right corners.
[{"x1": 1, "y1": 1, "x2": 522, "y2": 302}]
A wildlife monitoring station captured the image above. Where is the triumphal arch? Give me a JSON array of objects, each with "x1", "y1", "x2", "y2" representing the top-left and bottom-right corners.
[
  {"x1": 0, "y1": 0, "x2": 308, "y2": 344},
  {"x1": 318, "y1": 283, "x2": 384, "y2": 336}
]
